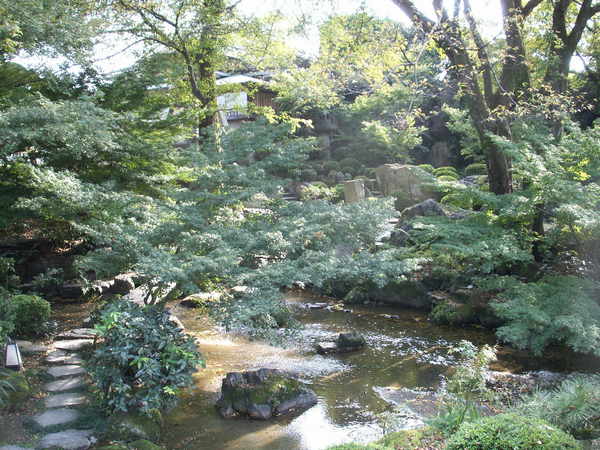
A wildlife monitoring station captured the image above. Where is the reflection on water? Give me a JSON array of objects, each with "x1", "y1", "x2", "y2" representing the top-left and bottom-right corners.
[{"x1": 162, "y1": 293, "x2": 599, "y2": 450}]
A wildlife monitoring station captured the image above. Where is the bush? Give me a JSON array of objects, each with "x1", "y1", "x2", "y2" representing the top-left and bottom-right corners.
[
  {"x1": 11, "y1": 294, "x2": 51, "y2": 338},
  {"x1": 323, "y1": 160, "x2": 342, "y2": 173},
  {"x1": 417, "y1": 164, "x2": 434, "y2": 174},
  {"x1": 88, "y1": 301, "x2": 204, "y2": 415},
  {"x1": 488, "y1": 276, "x2": 600, "y2": 357},
  {"x1": 339, "y1": 157, "x2": 361, "y2": 175},
  {"x1": 0, "y1": 291, "x2": 16, "y2": 346},
  {"x1": 437, "y1": 174, "x2": 459, "y2": 182},
  {"x1": 464, "y1": 163, "x2": 487, "y2": 176},
  {"x1": 446, "y1": 413, "x2": 581, "y2": 449},
  {"x1": 433, "y1": 166, "x2": 459, "y2": 179},
  {"x1": 514, "y1": 374, "x2": 600, "y2": 440}
]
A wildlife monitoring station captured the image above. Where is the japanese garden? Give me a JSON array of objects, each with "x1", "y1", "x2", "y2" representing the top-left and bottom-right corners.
[{"x1": 0, "y1": 1, "x2": 599, "y2": 449}]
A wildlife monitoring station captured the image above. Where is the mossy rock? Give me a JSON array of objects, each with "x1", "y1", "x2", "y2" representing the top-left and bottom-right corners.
[
  {"x1": 128, "y1": 439, "x2": 163, "y2": 450},
  {"x1": 1, "y1": 371, "x2": 31, "y2": 409},
  {"x1": 326, "y1": 427, "x2": 443, "y2": 449},
  {"x1": 106, "y1": 414, "x2": 161, "y2": 443},
  {"x1": 96, "y1": 445, "x2": 129, "y2": 450},
  {"x1": 216, "y1": 369, "x2": 317, "y2": 419},
  {"x1": 430, "y1": 300, "x2": 476, "y2": 326}
]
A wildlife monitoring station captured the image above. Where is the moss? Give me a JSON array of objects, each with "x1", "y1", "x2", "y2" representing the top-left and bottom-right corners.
[
  {"x1": 430, "y1": 300, "x2": 476, "y2": 326},
  {"x1": 96, "y1": 445, "x2": 129, "y2": 450},
  {"x1": 245, "y1": 376, "x2": 302, "y2": 405},
  {"x1": 128, "y1": 439, "x2": 163, "y2": 450},
  {"x1": 107, "y1": 414, "x2": 161, "y2": 443}
]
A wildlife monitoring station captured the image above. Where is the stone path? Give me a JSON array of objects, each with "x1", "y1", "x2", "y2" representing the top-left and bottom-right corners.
[{"x1": 2, "y1": 329, "x2": 97, "y2": 450}]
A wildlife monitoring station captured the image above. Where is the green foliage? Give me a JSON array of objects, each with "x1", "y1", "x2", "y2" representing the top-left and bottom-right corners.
[
  {"x1": 0, "y1": 257, "x2": 19, "y2": 291},
  {"x1": 11, "y1": 294, "x2": 51, "y2": 338},
  {"x1": 88, "y1": 301, "x2": 204, "y2": 415},
  {"x1": 432, "y1": 166, "x2": 459, "y2": 179},
  {"x1": 486, "y1": 275, "x2": 600, "y2": 356},
  {"x1": 406, "y1": 214, "x2": 533, "y2": 284},
  {"x1": 417, "y1": 164, "x2": 434, "y2": 174},
  {"x1": 0, "y1": 291, "x2": 15, "y2": 346},
  {"x1": 0, "y1": 369, "x2": 17, "y2": 409},
  {"x1": 465, "y1": 163, "x2": 487, "y2": 176},
  {"x1": 514, "y1": 375, "x2": 600, "y2": 439},
  {"x1": 446, "y1": 413, "x2": 581, "y2": 449},
  {"x1": 299, "y1": 183, "x2": 341, "y2": 202},
  {"x1": 429, "y1": 341, "x2": 496, "y2": 435}
]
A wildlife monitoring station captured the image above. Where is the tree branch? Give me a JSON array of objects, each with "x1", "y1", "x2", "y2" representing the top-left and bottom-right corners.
[
  {"x1": 521, "y1": 0, "x2": 544, "y2": 17},
  {"x1": 464, "y1": 0, "x2": 494, "y2": 104}
]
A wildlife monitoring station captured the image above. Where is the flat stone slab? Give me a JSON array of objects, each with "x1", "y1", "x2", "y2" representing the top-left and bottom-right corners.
[
  {"x1": 34, "y1": 408, "x2": 80, "y2": 428},
  {"x1": 46, "y1": 392, "x2": 87, "y2": 408},
  {"x1": 46, "y1": 350, "x2": 84, "y2": 365},
  {"x1": 54, "y1": 339, "x2": 93, "y2": 352},
  {"x1": 45, "y1": 376, "x2": 85, "y2": 393},
  {"x1": 15, "y1": 340, "x2": 49, "y2": 354},
  {"x1": 47, "y1": 365, "x2": 86, "y2": 378},
  {"x1": 38, "y1": 429, "x2": 95, "y2": 449},
  {"x1": 0, "y1": 446, "x2": 30, "y2": 450},
  {"x1": 56, "y1": 328, "x2": 97, "y2": 340}
]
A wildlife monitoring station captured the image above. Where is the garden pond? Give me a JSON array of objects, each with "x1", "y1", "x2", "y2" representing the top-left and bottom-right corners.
[{"x1": 159, "y1": 292, "x2": 598, "y2": 450}]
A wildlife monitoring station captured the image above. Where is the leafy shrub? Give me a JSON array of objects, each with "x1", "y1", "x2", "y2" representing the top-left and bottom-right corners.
[
  {"x1": 339, "y1": 157, "x2": 361, "y2": 175},
  {"x1": 0, "y1": 370, "x2": 17, "y2": 409},
  {"x1": 514, "y1": 374, "x2": 600, "y2": 439},
  {"x1": 446, "y1": 413, "x2": 581, "y2": 449},
  {"x1": 0, "y1": 291, "x2": 16, "y2": 346},
  {"x1": 323, "y1": 160, "x2": 342, "y2": 173},
  {"x1": 436, "y1": 174, "x2": 459, "y2": 182},
  {"x1": 0, "y1": 257, "x2": 19, "y2": 291},
  {"x1": 429, "y1": 341, "x2": 496, "y2": 435},
  {"x1": 11, "y1": 294, "x2": 51, "y2": 337},
  {"x1": 417, "y1": 164, "x2": 434, "y2": 174},
  {"x1": 88, "y1": 301, "x2": 204, "y2": 415},
  {"x1": 488, "y1": 275, "x2": 600, "y2": 356},
  {"x1": 299, "y1": 182, "x2": 341, "y2": 202},
  {"x1": 433, "y1": 166, "x2": 459, "y2": 179},
  {"x1": 464, "y1": 163, "x2": 487, "y2": 176}
]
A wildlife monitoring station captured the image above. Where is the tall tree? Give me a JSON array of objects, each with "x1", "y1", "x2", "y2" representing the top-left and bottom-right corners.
[
  {"x1": 107, "y1": 0, "x2": 235, "y2": 141},
  {"x1": 386, "y1": 0, "x2": 599, "y2": 194}
]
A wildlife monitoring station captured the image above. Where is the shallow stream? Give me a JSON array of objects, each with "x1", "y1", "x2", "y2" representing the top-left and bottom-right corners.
[{"x1": 161, "y1": 293, "x2": 598, "y2": 450}]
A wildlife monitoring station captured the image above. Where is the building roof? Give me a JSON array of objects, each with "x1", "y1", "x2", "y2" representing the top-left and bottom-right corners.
[{"x1": 216, "y1": 74, "x2": 266, "y2": 86}]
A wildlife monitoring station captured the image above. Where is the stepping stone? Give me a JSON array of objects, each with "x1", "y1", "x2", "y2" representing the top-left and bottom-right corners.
[
  {"x1": 0, "y1": 446, "x2": 30, "y2": 450},
  {"x1": 15, "y1": 340, "x2": 49, "y2": 354},
  {"x1": 33, "y1": 408, "x2": 80, "y2": 428},
  {"x1": 38, "y1": 429, "x2": 96, "y2": 449},
  {"x1": 45, "y1": 376, "x2": 85, "y2": 393},
  {"x1": 46, "y1": 392, "x2": 87, "y2": 408},
  {"x1": 56, "y1": 328, "x2": 97, "y2": 340},
  {"x1": 47, "y1": 365, "x2": 86, "y2": 378},
  {"x1": 54, "y1": 339, "x2": 93, "y2": 352},
  {"x1": 46, "y1": 350, "x2": 83, "y2": 365}
]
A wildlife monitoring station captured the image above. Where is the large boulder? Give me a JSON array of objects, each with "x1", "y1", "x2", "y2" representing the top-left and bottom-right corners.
[
  {"x1": 370, "y1": 280, "x2": 431, "y2": 309},
  {"x1": 400, "y1": 199, "x2": 446, "y2": 221},
  {"x1": 374, "y1": 164, "x2": 436, "y2": 209},
  {"x1": 216, "y1": 368, "x2": 317, "y2": 420}
]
